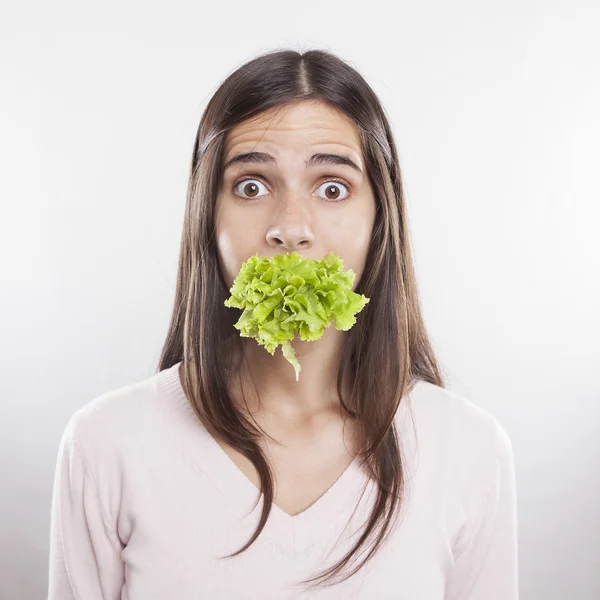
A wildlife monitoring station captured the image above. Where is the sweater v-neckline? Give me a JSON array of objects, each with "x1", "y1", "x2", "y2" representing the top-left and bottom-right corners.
[{"x1": 158, "y1": 361, "x2": 369, "y2": 555}]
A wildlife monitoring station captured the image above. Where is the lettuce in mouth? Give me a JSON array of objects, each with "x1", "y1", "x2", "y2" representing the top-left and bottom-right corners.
[{"x1": 224, "y1": 251, "x2": 370, "y2": 381}]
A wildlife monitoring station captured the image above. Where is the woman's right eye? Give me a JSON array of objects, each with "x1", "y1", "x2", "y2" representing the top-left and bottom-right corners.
[{"x1": 233, "y1": 178, "x2": 269, "y2": 200}]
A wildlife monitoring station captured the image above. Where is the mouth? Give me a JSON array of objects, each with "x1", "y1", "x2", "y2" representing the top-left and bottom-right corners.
[{"x1": 224, "y1": 251, "x2": 370, "y2": 382}]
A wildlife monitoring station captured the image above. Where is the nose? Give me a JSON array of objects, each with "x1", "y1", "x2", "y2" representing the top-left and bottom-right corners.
[
  {"x1": 267, "y1": 234, "x2": 312, "y2": 252},
  {"x1": 265, "y1": 197, "x2": 315, "y2": 252}
]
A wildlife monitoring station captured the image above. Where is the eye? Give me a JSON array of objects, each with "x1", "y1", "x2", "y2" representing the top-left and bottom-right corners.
[
  {"x1": 315, "y1": 179, "x2": 351, "y2": 203},
  {"x1": 232, "y1": 177, "x2": 351, "y2": 202},
  {"x1": 233, "y1": 178, "x2": 269, "y2": 200}
]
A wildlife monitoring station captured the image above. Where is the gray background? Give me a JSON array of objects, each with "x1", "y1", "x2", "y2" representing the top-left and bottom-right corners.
[{"x1": 1, "y1": 0, "x2": 599, "y2": 598}]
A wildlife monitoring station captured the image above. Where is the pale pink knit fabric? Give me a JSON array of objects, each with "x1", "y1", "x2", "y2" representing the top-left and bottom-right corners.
[{"x1": 48, "y1": 362, "x2": 518, "y2": 599}]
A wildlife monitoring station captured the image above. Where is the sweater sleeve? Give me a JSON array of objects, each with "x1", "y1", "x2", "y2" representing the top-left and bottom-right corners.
[
  {"x1": 47, "y1": 426, "x2": 125, "y2": 600},
  {"x1": 445, "y1": 420, "x2": 519, "y2": 600}
]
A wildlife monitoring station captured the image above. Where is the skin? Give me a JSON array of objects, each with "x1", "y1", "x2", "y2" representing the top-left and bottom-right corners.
[{"x1": 213, "y1": 99, "x2": 377, "y2": 439}]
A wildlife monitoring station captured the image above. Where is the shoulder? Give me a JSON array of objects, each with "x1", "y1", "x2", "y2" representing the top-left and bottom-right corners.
[
  {"x1": 51, "y1": 364, "x2": 188, "y2": 528},
  {"x1": 399, "y1": 380, "x2": 514, "y2": 482},
  {"x1": 58, "y1": 366, "x2": 178, "y2": 466}
]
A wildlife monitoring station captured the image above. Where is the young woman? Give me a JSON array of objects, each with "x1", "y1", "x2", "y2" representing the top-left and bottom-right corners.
[{"x1": 48, "y1": 48, "x2": 518, "y2": 599}]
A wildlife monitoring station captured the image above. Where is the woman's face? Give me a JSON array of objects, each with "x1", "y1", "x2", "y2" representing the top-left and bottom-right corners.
[{"x1": 215, "y1": 100, "x2": 377, "y2": 292}]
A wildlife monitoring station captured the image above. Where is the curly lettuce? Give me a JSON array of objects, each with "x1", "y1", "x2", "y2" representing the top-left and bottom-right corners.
[{"x1": 223, "y1": 251, "x2": 370, "y2": 382}]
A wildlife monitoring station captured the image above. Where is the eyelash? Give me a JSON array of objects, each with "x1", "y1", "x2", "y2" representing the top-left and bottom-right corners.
[{"x1": 231, "y1": 175, "x2": 352, "y2": 203}]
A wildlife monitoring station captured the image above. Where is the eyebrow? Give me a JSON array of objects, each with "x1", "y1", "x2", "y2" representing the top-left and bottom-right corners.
[{"x1": 222, "y1": 151, "x2": 363, "y2": 174}]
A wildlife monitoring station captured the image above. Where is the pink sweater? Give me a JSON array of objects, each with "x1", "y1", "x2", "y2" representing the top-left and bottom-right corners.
[{"x1": 47, "y1": 361, "x2": 518, "y2": 599}]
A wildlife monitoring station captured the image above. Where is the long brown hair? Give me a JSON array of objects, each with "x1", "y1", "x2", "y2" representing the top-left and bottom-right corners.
[{"x1": 158, "y1": 47, "x2": 446, "y2": 591}]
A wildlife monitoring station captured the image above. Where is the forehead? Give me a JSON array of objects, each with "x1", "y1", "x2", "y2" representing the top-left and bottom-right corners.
[{"x1": 223, "y1": 101, "x2": 363, "y2": 165}]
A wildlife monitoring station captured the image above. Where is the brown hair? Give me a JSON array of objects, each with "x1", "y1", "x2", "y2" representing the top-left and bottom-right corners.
[{"x1": 158, "y1": 47, "x2": 446, "y2": 591}]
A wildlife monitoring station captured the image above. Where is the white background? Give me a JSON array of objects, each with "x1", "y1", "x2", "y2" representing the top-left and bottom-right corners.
[{"x1": 1, "y1": 0, "x2": 599, "y2": 598}]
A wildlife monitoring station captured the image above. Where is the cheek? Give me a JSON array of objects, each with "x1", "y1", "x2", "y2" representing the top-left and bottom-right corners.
[
  {"x1": 214, "y1": 210, "x2": 235, "y2": 282},
  {"x1": 215, "y1": 210, "x2": 257, "y2": 289},
  {"x1": 328, "y1": 214, "x2": 374, "y2": 290},
  {"x1": 216, "y1": 230, "x2": 240, "y2": 289}
]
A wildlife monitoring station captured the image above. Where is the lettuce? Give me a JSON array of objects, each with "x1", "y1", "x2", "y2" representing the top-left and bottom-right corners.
[{"x1": 224, "y1": 251, "x2": 370, "y2": 381}]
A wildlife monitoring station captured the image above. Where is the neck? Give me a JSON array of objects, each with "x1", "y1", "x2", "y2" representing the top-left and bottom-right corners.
[{"x1": 230, "y1": 324, "x2": 349, "y2": 423}]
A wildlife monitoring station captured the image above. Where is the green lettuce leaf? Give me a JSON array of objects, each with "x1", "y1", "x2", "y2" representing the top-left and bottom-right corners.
[{"x1": 224, "y1": 251, "x2": 370, "y2": 381}]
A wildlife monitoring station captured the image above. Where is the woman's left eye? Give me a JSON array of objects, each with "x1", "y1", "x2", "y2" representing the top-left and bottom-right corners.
[{"x1": 316, "y1": 180, "x2": 351, "y2": 202}]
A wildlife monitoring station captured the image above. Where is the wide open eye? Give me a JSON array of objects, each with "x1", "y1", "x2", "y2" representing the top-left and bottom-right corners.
[
  {"x1": 315, "y1": 180, "x2": 351, "y2": 202},
  {"x1": 233, "y1": 179, "x2": 269, "y2": 200},
  {"x1": 232, "y1": 177, "x2": 351, "y2": 203}
]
